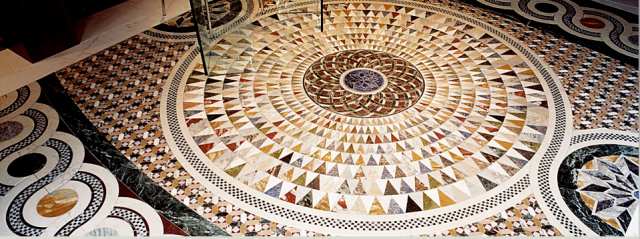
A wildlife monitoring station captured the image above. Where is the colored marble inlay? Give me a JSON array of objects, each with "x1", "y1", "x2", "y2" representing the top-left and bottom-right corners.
[
  {"x1": 179, "y1": 2, "x2": 553, "y2": 220},
  {"x1": 580, "y1": 18, "x2": 606, "y2": 29},
  {"x1": 341, "y1": 68, "x2": 387, "y2": 94},
  {"x1": 0, "y1": 121, "x2": 23, "y2": 142},
  {"x1": 55, "y1": 34, "x2": 324, "y2": 237},
  {"x1": 421, "y1": 195, "x2": 563, "y2": 237},
  {"x1": 577, "y1": 154, "x2": 639, "y2": 233},
  {"x1": 7, "y1": 153, "x2": 47, "y2": 177},
  {"x1": 304, "y1": 50, "x2": 425, "y2": 117},
  {"x1": 37, "y1": 189, "x2": 79, "y2": 217},
  {"x1": 534, "y1": 3, "x2": 559, "y2": 13},
  {"x1": 559, "y1": 143, "x2": 639, "y2": 236},
  {"x1": 11, "y1": 0, "x2": 633, "y2": 236}
]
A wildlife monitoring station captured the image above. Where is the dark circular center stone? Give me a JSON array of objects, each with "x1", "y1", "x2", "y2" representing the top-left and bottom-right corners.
[
  {"x1": 8, "y1": 153, "x2": 47, "y2": 177},
  {"x1": 534, "y1": 3, "x2": 558, "y2": 13},
  {"x1": 634, "y1": 190, "x2": 639, "y2": 199},
  {"x1": 341, "y1": 69, "x2": 386, "y2": 93}
]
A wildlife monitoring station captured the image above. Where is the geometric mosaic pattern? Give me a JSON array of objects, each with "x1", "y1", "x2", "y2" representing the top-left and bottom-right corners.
[
  {"x1": 304, "y1": 50, "x2": 426, "y2": 117},
  {"x1": 181, "y1": 2, "x2": 552, "y2": 217},
  {"x1": 421, "y1": 195, "x2": 563, "y2": 237},
  {"x1": 478, "y1": 0, "x2": 639, "y2": 58},
  {"x1": 548, "y1": 41, "x2": 639, "y2": 133},
  {"x1": 55, "y1": 35, "x2": 323, "y2": 237},
  {"x1": 0, "y1": 83, "x2": 180, "y2": 237},
  {"x1": 0, "y1": 0, "x2": 632, "y2": 237},
  {"x1": 445, "y1": 0, "x2": 639, "y2": 134},
  {"x1": 577, "y1": 155, "x2": 639, "y2": 233}
]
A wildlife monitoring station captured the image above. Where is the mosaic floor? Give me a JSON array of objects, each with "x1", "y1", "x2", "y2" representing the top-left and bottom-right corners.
[{"x1": 0, "y1": 0, "x2": 638, "y2": 237}]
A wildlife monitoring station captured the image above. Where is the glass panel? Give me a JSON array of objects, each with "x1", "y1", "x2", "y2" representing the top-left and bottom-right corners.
[
  {"x1": 188, "y1": 0, "x2": 217, "y2": 75},
  {"x1": 190, "y1": 0, "x2": 323, "y2": 76}
]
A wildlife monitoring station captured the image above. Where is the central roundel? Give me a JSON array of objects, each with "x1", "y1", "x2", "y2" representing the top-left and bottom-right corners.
[
  {"x1": 340, "y1": 68, "x2": 388, "y2": 94},
  {"x1": 304, "y1": 50, "x2": 425, "y2": 117}
]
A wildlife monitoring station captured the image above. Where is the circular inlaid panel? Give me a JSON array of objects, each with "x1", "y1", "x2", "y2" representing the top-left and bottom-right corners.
[
  {"x1": 183, "y1": 4, "x2": 552, "y2": 211},
  {"x1": 340, "y1": 68, "x2": 388, "y2": 94},
  {"x1": 558, "y1": 142, "x2": 639, "y2": 236},
  {"x1": 7, "y1": 153, "x2": 47, "y2": 177},
  {"x1": 579, "y1": 18, "x2": 606, "y2": 29},
  {"x1": 534, "y1": 3, "x2": 559, "y2": 13},
  {"x1": 629, "y1": 35, "x2": 638, "y2": 46},
  {"x1": 0, "y1": 121, "x2": 23, "y2": 142},
  {"x1": 304, "y1": 50, "x2": 425, "y2": 117},
  {"x1": 37, "y1": 188, "x2": 79, "y2": 217},
  {"x1": 166, "y1": 0, "x2": 568, "y2": 234}
]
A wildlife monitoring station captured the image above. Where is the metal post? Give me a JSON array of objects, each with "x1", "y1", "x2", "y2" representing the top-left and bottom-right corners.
[
  {"x1": 161, "y1": 0, "x2": 166, "y2": 17},
  {"x1": 260, "y1": 0, "x2": 265, "y2": 14},
  {"x1": 320, "y1": 0, "x2": 323, "y2": 32},
  {"x1": 203, "y1": 0, "x2": 215, "y2": 40}
]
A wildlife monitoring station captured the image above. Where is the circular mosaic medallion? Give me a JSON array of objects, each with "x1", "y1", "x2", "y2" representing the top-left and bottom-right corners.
[
  {"x1": 164, "y1": 0, "x2": 569, "y2": 235},
  {"x1": 304, "y1": 50, "x2": 425, "y2": 117}
]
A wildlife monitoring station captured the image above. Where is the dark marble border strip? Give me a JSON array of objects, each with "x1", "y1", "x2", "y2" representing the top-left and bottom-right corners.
[
  {"x1": 37, "y1": 73, "x2": 229, "y2": 236},
  {"x1": 450, "y1": 0, "x2": 637, "y2": 65}
]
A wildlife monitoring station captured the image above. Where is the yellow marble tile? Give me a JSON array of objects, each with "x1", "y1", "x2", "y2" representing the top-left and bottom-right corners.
[{"x1": 37, "y1": 189, "x2": 78, "y2": 217}]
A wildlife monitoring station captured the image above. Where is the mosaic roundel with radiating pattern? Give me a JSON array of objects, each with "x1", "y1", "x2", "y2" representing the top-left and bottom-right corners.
[
  {"x1": 303, "y1": 50, "x2": 426, "y2": 117},
  {"x1": 177, "y1": 2, "x2": 556, "y2": 221}
]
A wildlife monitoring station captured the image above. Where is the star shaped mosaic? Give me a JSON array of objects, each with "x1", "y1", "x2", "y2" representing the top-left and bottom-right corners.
[{"x1": 578, "y1": 154, "x2": 639, "y2": 233}]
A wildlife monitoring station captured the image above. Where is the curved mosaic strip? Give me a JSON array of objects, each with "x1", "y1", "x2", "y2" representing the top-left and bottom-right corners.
[
  {"x1": 5, "y1": 138, "x2": 77, "y2": 236},
  {"x1": 54, "y1": 171, "x2": 107, "y2": 236},
  {"x1": 477, "y1": 0, "x2": 639, "y2": 58},
  {"x1": 0, "y1": 87, "x2": 29, "y2": 119},
  {"x1": 0, "y1": 84, "x2": 38, "y2": 120},
  {"x1": 108, "y1": 207, "x2": 150, "y2": 236},
  {"x1": 0, "y1": 109, "x2": 49, "y2": 161}
]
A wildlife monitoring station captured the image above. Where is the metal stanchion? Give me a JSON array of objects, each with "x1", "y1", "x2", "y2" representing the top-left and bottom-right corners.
[
  {"x1": 320, "y1": 0, "x2": 323, "y2": 32},
  {"x1": 161, "y1": 0, "x2": 166, "y2": 17},
  {"x1": 203, "y1": 0, "x2": 215, "y2": 40}
]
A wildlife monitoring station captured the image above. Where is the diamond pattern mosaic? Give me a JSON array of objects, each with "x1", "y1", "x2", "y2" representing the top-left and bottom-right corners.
[{"x1": 421, "y1": 195, "x2": 563, "y2": 237}]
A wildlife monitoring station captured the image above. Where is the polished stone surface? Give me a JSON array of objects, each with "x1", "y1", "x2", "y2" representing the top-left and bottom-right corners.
[
  {"x1": 341, "y1": 69, "x2": 387, "y2": 93},
  {"x1": 0, "y1": 0, "x2": 638, "y2": 237}
]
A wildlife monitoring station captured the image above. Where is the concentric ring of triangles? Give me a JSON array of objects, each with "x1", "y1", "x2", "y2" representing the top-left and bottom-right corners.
[{"x1": 181, "y1": 3, "x2": 550, "y2": 215}]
